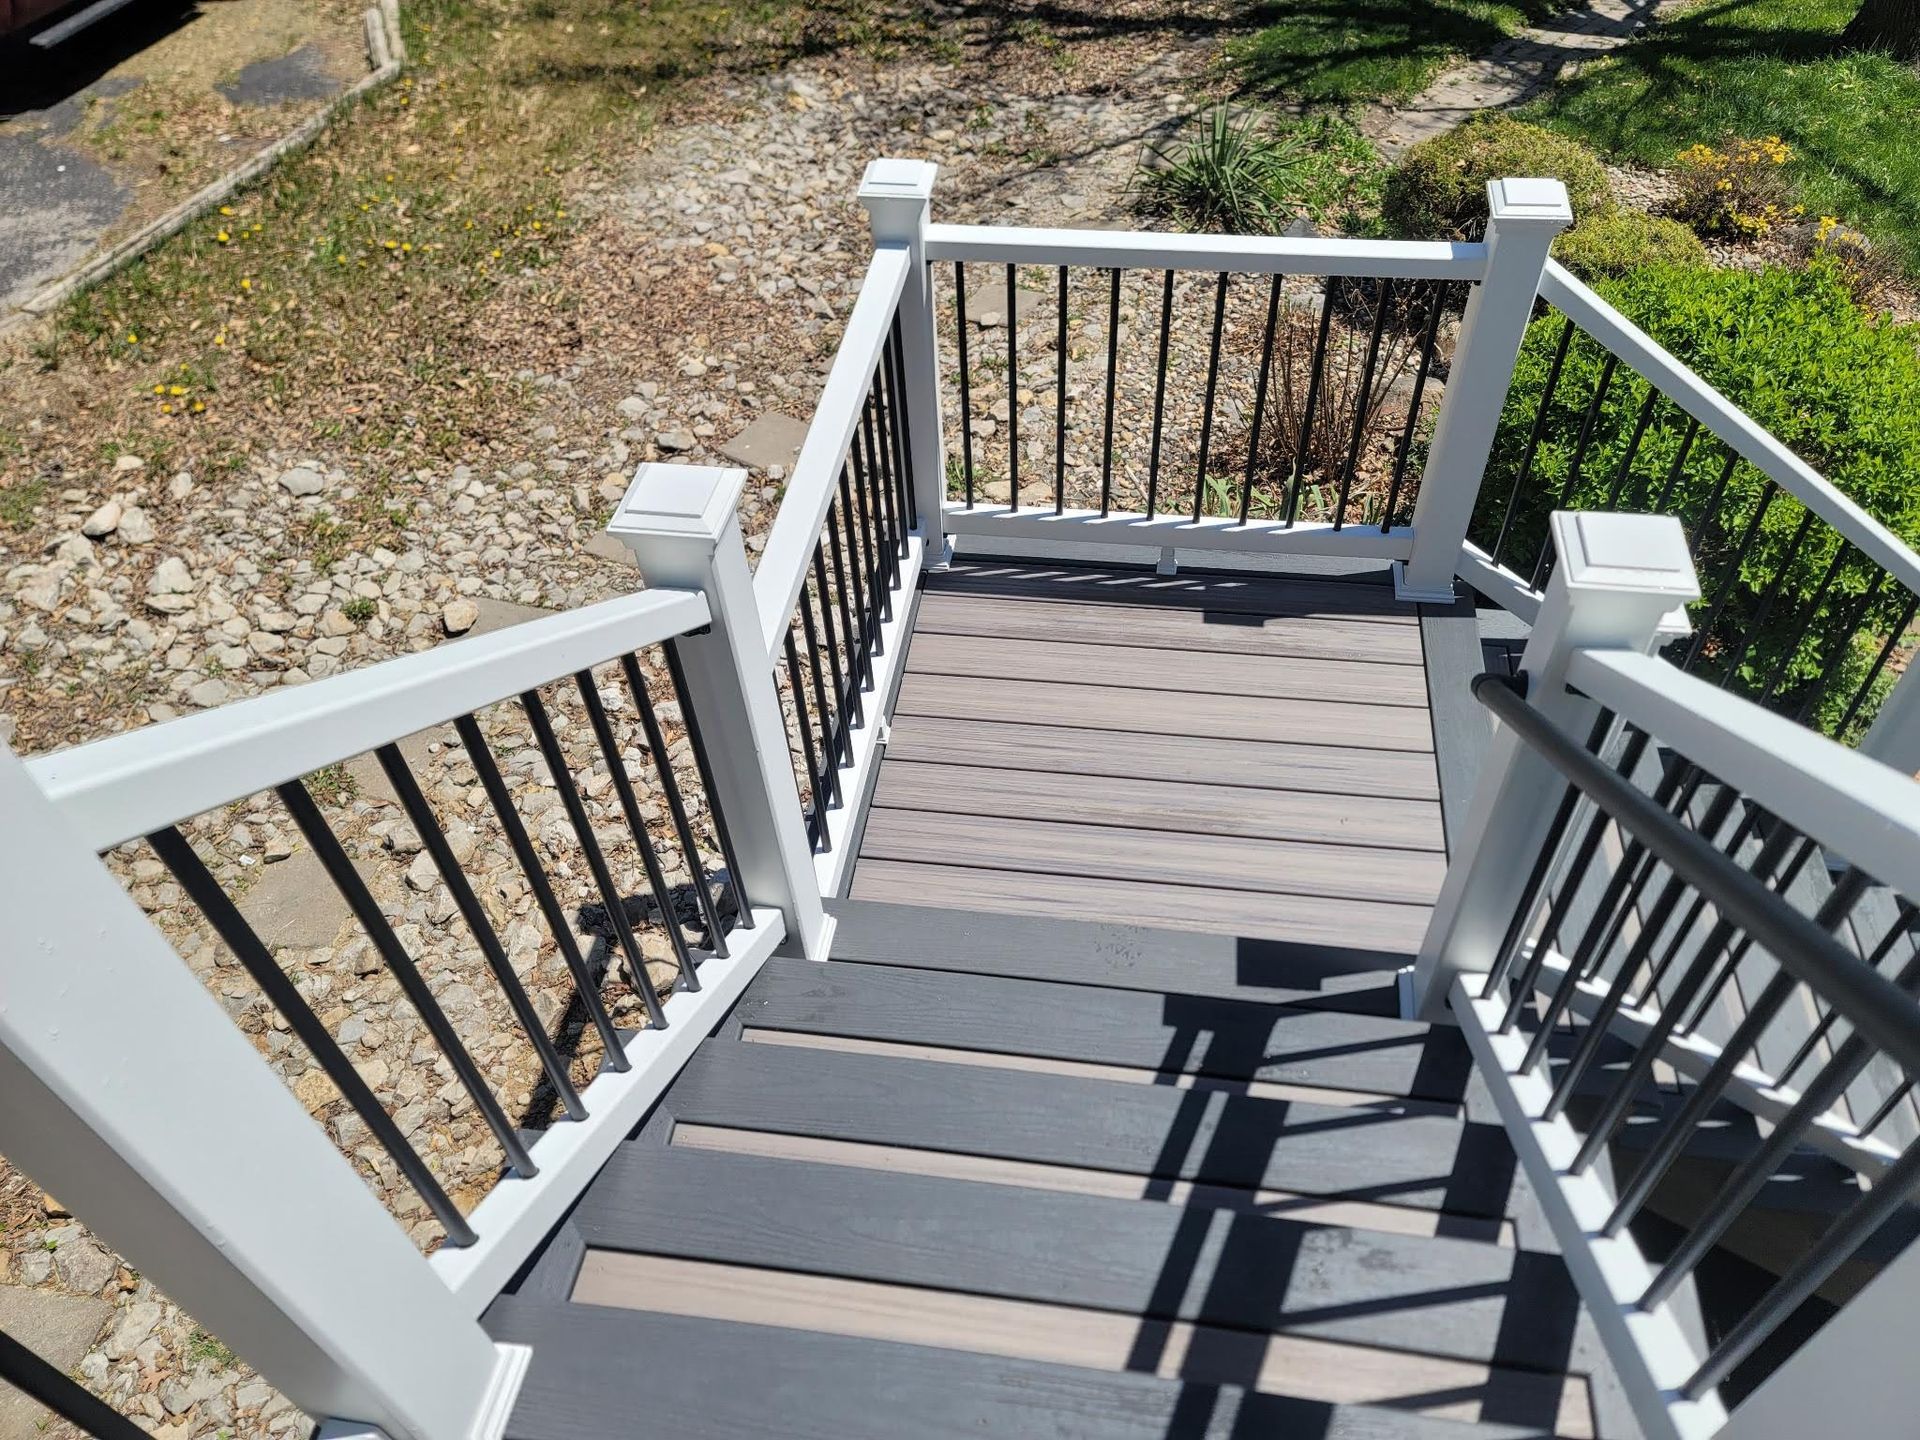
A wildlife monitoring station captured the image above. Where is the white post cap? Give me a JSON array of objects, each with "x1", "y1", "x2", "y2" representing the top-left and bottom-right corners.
[
  {"x1": 859, "y1": 156, "x2": 937, "y2": 201},
  {"x1": 1551, "y1": 510, "x2": 1701, "y2": 638},
  {"x1": 607, "y1": 463, "x2": 747, "y2": 545},
  {"x1": 1488, "y1": 176, "x2": 1575, "y2": 229}
]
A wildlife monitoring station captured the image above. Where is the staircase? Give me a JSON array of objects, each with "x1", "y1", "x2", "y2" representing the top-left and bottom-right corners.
[{"x1": 483, "y1": 899, "x2": 1627, "y2": 1440}]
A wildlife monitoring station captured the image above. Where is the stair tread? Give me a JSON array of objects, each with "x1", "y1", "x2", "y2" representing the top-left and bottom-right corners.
[
  {"x1": 575, "y1": 1143, "x2": 1587, "y2": 1372},
  {"x1": 484, "y1": 1295, "x2": 1565, "y2": 1440},
  {"x1": 659, "y1": 1038, "x2": 1521, "y2": 1219}
]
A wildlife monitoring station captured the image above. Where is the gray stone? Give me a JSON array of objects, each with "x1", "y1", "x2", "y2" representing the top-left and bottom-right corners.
[
  {"x1": 719, "y1": 411, "x2": 809, "y2": 473},
  {"x1": 81, "y1": 500, "x2": 122, "y2": 537},
  {"x1": 103, "y1": 1299, "x2": 163, "y2": 1360},
  {"x1": 277, "y1": 466, "x2": 326, "y2": 497},
  {"x1": 189, "y1": 678, "x2": 231, "y2": 708},
  {"x1": 49, "y1": 1235, "x2": 115, "y2": 1295},
  {"x1": 146, "y1": 557, "x2": 196, "y2": 614},
  {"x1": 117, "y1": 506, "x2": 156, "y2": 544},
  {"x1": 655, "y1": 430, "x2": 696, "y2": 453},
  {"x1": 441, "y1": 598, "x2": 480, "y2": 635},
  {"x1": 583, "y1": 532, "x2": 636, "y2": 567},
  {"x1": 0, "y1": 1287, "x2": 112, "y2": 1440},
  {"x1": 959, "y1": 283, "x2": 1045, "y2": 331}
]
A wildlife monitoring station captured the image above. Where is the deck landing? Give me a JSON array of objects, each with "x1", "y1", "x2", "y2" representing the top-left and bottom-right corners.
[{"x1": 848, "y1": 559, "x2": 1454, "y2": 958}]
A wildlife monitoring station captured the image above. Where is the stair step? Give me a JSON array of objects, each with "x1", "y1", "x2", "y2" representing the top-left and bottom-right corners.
[
  {"x1": 738, "y1": 956, "x2": 1470, "y2": 1101},
  {"x1": 824, "y1": 896, "x2": 1410, "y2": 1010},
  {"x1": 485, "y1": 1296, "x2": 1564, "y2": 1440},
  {"x1": 658, "y1": 1038, "x2": 1521, "y2": 1220},
  {"x1": 575, "y1": 1143, "x2": 1586, "y2": 1373}
]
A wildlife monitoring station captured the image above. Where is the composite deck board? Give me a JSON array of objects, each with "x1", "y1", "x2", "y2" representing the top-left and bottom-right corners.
[
  {"x1": 851, "y1": 859, "x2": 1434, "y2": 953},
  {"x1": 885, "y1": 715, "x2": 1444, "y2": 801},
  {"x1": 906, "y1": 631, "x2": 1432, "y2": 706},
  {"x1": 859, "y1": 808, "x2": 1448, "y2": 904},
  {"x1": 736, "y1": 957, "x2": 1462, "y2": 1096},
  {"x1": 657, "y1": 1038, "x2": 1519, "y2": 1218},
  {"x1": 572, "y1": 1145, "x2": 1585, "y2": 1372},
  {"x1": 821, "y1": 898, "x2": 1415, "y2": 1008},
  {"x1": 483, "y1": 1297, "x2": 1552, "y2": 1440},
  {"x1": 894, "y1": 672, "x2": 1435, "y2": 752},
  {"x1": 872, "y1": 759, "x2": 1445, "y2": 851},
  {"x1": 914, "y1": 589, "x2": 1426, "y2": 664},
  {"x1": 927, "y1": 559, "x2": 1417, "y2": 622}
]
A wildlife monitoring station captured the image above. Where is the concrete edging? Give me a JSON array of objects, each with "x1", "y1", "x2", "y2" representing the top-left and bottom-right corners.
[{"x1": 6, "y1": 0, "x2": 407, "y2": 328}]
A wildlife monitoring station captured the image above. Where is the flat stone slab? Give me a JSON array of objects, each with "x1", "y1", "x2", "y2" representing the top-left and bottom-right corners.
[
  {"x1": 719, "y1": 412, "x2": 808, "y2": 474},
  {"x1": 235, "y1": 847, "x2": 353, "y2": 951},
  {"x1": 217, "y1": 43, "x2": 347, "y2": 108},
  {"x1": 0, "y1": 1287, "x2": 112, "y2": 1440},
  {"x1": 958, "y1": 283, "x2": 1047, "y2": 332}
]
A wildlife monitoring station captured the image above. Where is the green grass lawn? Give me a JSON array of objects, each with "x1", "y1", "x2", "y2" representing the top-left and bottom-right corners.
[
  {"x1": 1526, "y1": 0, "x2": 1920, "y2": 267},
  {"x1": 1228, "y1": 0, "x2": 1557, "y2": 104}
]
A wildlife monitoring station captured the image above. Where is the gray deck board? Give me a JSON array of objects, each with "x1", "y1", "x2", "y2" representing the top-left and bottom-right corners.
[
  {"x1": 928, "y1": 558, "x2": 1417, "y2": 621},
  {"x1": 657, "y1": 1038, "x2": 1519, "y2": 1218},
  {"x1": 820, "y1": 897, "x2": 1411, "y2": 1009},
  {"x1": 571, "y1": 1145, "x2": 1585, "y2": 1372},
  {"x1": 736, "y1": 957, "x2": 1461, "y2": 1096},
  {"x1": 483, "y1": 1298, "x2": 1554, "y2": 1440}
]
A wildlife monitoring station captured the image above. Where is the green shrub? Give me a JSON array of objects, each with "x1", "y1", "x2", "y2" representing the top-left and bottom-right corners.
[
  {"x1": 1553, "y1": 212, "x2": 1708, "y2": 280},
  {"x1": 1473, "y1": 258, "x2": 1920, "y2": 733},
  {"x1": 1134, "y1": 109, "x2": 1314, "y2": 235},
  {"x1": 1382, "y1": 115, "x2": 1614, "y2": 240}
]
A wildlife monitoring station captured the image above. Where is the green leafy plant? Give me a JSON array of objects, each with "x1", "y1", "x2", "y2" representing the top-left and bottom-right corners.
[
  {"x1": 1134, "y1": 109, "x2": 1315, "y2": 236},
  {"x1": 1382, "y1": 115, "x2": 1614, "y2": 240},
  {"x1": 1673, "y1": 135, "x2": 1800, "y2": 239},
  {"x1": 1554, "y1": 212, "x2": 1708, "y2": 280},
  {"x1": 1474, "y1": 258, "x2": 1920, "y2": 733}
]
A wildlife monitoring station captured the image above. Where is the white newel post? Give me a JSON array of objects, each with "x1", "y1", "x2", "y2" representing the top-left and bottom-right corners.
[
  {"x1": 858, "y1": 157, "x2": 950, "y2": 568},
  {"x1": 607, "y1": 463, "x2": 832, "y2": 959},
  {"x1": 1397, "y1": 178, "x2": 1574, "y2": 604},
  {"x1": 1408, "y1": 512, "x2": 1700, "y2": 1020},
  {"x1": 1861, "y1": 662, "x2": 1920, "y2": 778},
  {"x1": 0, "y1": 749, "x2": 525, "y2": 1440}
]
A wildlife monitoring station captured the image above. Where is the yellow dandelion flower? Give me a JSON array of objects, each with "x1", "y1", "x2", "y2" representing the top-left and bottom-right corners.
[
  {"x1": 159, "y1": 403, "x2": 173, "y2": 414},
  {"x1": 191, "y1": 401, "x2": 205, "y2": 413},
  {"x1": 384, "y1": 239, "x2": 398, "y2": 249},
  {"x1": 219, "y1": 205, "x2": 234, "y2": 216},
  {"x1": 153, "y1": 384, "x2": 166, "y2": 395},
  {"x1": 127, "y1": 333, "x2": 138, "y2": 344},
  {"x1": 217, "y1": 230, "x2": 230, "y2": 243},
  {"x1": 214, "y1": 333, "x2": 226, "y2": 346},
  {"x1": 401, "y1": 242, "x2": 412, "y2": 252},
  {"x1": 168, "y1": 385, "x2": 187, "y2": 396},
  {"x1": 240, "y1": 277, "x2": 252, "y2": 290},
  {"x1": 491, "y1": 248, "x2": 502, "y2": 259}
]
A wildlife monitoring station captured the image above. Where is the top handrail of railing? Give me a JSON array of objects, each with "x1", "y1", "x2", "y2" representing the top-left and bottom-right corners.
[
  {"x1": 923, "y1": 222, "x2": 1490, "y2": 280},
  {"x1": 1476, "y1": 668, "x2": 1920, "y2": 1077},
  {"x1": 1567, "y1": 646, "x2": 1920, "y2": 903},
  {"x1": 753, "y1": 245, "x2": 911, "y2": 656},
  {"x1": 27, "y1": 586, "x2": 712, "y2": 851},
  {"x1": 1538, "y1": 259, "x2": 1920, "y2": 600}
]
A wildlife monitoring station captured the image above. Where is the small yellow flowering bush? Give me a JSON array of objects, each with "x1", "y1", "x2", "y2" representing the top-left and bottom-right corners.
[{"x1": 1673, "y1": 135, "x2": 1801, "y2": 239}]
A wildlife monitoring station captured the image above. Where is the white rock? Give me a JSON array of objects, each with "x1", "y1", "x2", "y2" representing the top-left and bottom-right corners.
[
  {"x1": 278, "y1": 466, "x2": 326, "y2": 497},
  {"x1": 113, "y1": 453, "x2": 146, "y2": 473},
  {"x1": 655, "y1": 431, "x2": 696, "y2": 453},
  {"x1": 189, "y1": 678, "x2": 231, "y2": 708},
  {"x1": 117, "y1": 506, "x2": 156, "y2": 544},
  {"x1": 81, "y1": 500, "x2": 123, "y2": 537},
  {"x1": 168, "y1": 471, "x2": 196, "y2": 500},
  {"x1": 442, "y1": 598, "x2": 480, "y2": 635}
]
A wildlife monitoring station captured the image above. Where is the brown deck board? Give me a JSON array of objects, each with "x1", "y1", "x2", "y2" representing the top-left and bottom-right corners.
[
  {"x1": 850, "y1": 860, "x2": 1433, "y2": 952},
  {"x1": 872, "y1": 759, "x2": 1445, "y2": 851},
  {"x1": 907, "y1": 631, "x2": 1432, "y2": 707},
  {"x1": 860, "y1": 809, "x2": 1447, "y2": 906},
  {"x1": 914, "y1": 590, "x2": 1426, "y2": 664},
  {"x1": 857, "y1": 561, "x2": 1445, "y2": 950}
]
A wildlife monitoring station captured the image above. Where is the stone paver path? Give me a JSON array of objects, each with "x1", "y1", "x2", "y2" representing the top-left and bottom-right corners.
[{"x1": 1366, "y1": 0, "x2": 1667, "y2": 156}]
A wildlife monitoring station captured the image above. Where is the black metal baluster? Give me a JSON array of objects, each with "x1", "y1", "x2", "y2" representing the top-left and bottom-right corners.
[
  {"x1": 1490, "y1": 318, "x2": 1575, "y2": 567},
  {"x1": 278, "y1": 777, "x2": 542, "y2": 1172},
  {"x1": 1834, "y1": 592, "x2": 1919, "y2": 739},
  {"x1": 1146, "y1": 269, "x2": 1174, "y2": 518},
  {"x1": 886, "y1": 317, "x2": 918, "y2": 535},
  {"x1": 1684, "y1": 483, "x2": 1779, "y2": 671},
  {"x1": 1240, "y1": 273, "x2": 1283, "y2": 526},
  {"x1": 1860, "y1": 1075, "x2": 1917, "y2": 1136},
  {"x1": 518, "y1": 690, "x2": 668, "y2": 1030},
  {"x1": 816, "y1": 524, "x2": 861, "y2": 737},
  {"x1": 1, "y1": 1322, "x2": 170, "y2": 1440},
  {"x1": 573, "y1": 672, "x2": 699, "y2": 992},
  {"x1": 860, "y1": 390, "x2": 900, "y2": 607},
  {"x1": 377, "y1": 742, "x2": 589, "y2": 1118},
  {"x1": 1527, "y1": 353, "x2": 1619, "y2": 588},
  {"x1": 1757, "y1": 544, "x2": 1851, "y2": 704},
  {"x1": 1192, "y1": 271, "x2": 1230, "y2": 524},
  {"x1": 1650, "y1": 416, "x2": 1701, "y2": 514},
  {"x1": 661, "y1": 639, "x2": 752, "y2": 927},
  {"x1": 620, "y1": 654, "x2": 728, "y2": 957},
  {"x1": 1715, "y1": 508, "x2": 1818, "y2": 691},
  {"x1": 454, "y1": 713, "x2": 633, "y2": 1071},
  {"x1": 782, "y1": 629, "x2": 828, "y2": 849},
  {"x1": 849, "y1": 425, "x2": 890, "y2": 630},
  {"x1": 1333, "y1": 277, "x2": 1392, "y2": 532},
  {"x1": 1774, "y1": 889, "x2": 1909, "y2": 1087},
  {"x1": 1005, "y1": 262, "x2": 1020, "y2": 508},
  {"x1": 796, "y1": 576, "x2": 844, "y2": 812},
  {"x1": 150, "y1": 824, "x2": 477, "y2": 1244},
  {"x1": 1601, "y1": 387, "x2": 1661, "y2": 509},
  {"x1": 1285, "y1": 282, "x2": 1337, "y2": 528},
  {"x1": 1100, "y1": 267, "x2": 1121, "y2": 518},
  {"x1": 1792, "y1": 573, "x2": 1885, "y2": 725},
  {"x1": 954, "y1": 263, "x2": 975, "y2": 508},
  {"x1": 1055, "y1": 265, "x2": 1069, "y2": 516},
  {"x1": 1682, "y1": 449, "x2": 1742, "y2": 554},
  {"x1": 1385, "y1": 281, "x2": 1448, "y2": 536}
]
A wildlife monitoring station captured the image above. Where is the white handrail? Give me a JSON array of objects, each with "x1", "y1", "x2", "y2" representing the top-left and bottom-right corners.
[
  {"x1": 1567, "y1": 647, "x2": 1920, "y2": 898},
  {"x1": 1538, "y1": 260, "x2": 1920, "y2": 600},
  {"x1": 29, "y1": 586, "x2": 712, "y2": 851},
  {"x1": 925, "y1": 223, "x2": 1489, "y2": 280},
  {"x1": 754, "y1": 245, "x2": 911, "y2": 656}
]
